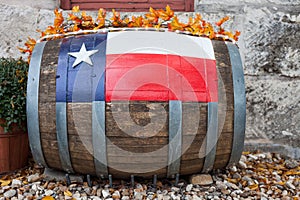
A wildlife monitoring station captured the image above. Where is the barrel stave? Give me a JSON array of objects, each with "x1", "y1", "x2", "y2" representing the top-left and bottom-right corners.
[
  {"x1": 212, "y1": 40, "x2": 234, "y2": 169},
  {"x1": 38, "y1": 40, "x2": 61, "y2": 170}
]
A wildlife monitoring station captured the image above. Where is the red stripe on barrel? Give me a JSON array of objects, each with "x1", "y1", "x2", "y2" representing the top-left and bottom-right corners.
[{"x1": 105, "y1": 53, "x2": 217, "y2": 102}]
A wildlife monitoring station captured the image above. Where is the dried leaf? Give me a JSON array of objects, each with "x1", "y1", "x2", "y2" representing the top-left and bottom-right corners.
[
  {"x1": 275, "y1": 181, "x2": 286, "y2": 186},
  {"x1": 111, "y1": 9, "x2": 123, "y2": 27},
  {"x1": 284, "y1": 170, "x2": 300, "y2": 176},
  {"x1": 145, "y1": 7, "x2": 160, "y2": 24},
  {"x1": 131, "y1": 16, "x2": 144, "y2": 27},
  {"x1": 158, "y1": 5, "x2": 174, "y2": 21},
  {"x1": 95, "y1": 8, "x2": 106, "y2": 29},
  {"x1": 72, "y1": 6, "x2": 80, "y2": 13},
  {"x1": 168, "y1": 16, "x2": 185, "y2": 31},
  {"x1": 226, "y1": 178, "x2": 239, "y2": 184},
  {"x1": 233, "y1": 31, "x2": 241, "y2": 41},
  {"x1": 54, "y1": 9, "x2": 64, "y2": 28},
  {"x1": 216, "y1": 16, "x2": 230, "y2": 27},
  {"x1": 0, "y1": 179, "x2": 11, "y2": 186},
  {"x1": 249, "y1": 184, "x2": 259, "y2": 190},
  {"x1": 64, "y1": 190, "x2": 73, "y2": 197},
  {"x1": 68, "y1": 13, "x2": 82, "y2": 24},
  {"x1": 42, "y1": 196, "x2": 55, "y2": 200}
]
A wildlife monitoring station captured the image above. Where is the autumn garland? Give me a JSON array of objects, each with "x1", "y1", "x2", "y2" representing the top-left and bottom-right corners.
[{"x1": 19, "y1": 6, "x2": 241, "y2": 62}]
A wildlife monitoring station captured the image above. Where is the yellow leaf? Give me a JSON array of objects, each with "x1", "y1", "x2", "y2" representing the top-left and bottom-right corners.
[
  {"x1": 42, "y1": 196, "x2": 55, "y2": 200},
  {"x1": 154, "y1": 23, "x2": 162, "y2": 29},
  {"x1": 257, "y1": 167, "x2": 267, "y2": 172},
  {"x1": 249, "y1": 184, "x2": 259, "y2": 190},
  {"x1": 0, "y1": 180, "x2": 11, "y2": 186},
  {"x1": 285, "y1": 170, "x2": 300, "y2": 176},
  {"x1": 96, "y1": 8, "x2": 106, "y2": 28},
  {"x1": 216, "y1": 16, "x2": 230, "y2": 27},
  {"x1": 54, "y1": 9, "x2": 64, "y2": 28},
  {"x1": 275, "y1": 181, "x2": 285, "y2": 186},
  {"x1": 131, "y1": 16, "x2": 144, "y2": 27},
  {"x1": 72, "y1": 6, "x2": 80, "y2": 13},
  {"x1": 168, "y1": 16, "x2": 185, "y2": 31},
  {"x1": 64, "y1": 190, "x2": 73, "y2": 197},
  {"x1": 110, "y1": 9, "x2": 123, "y2": 27},
  {"x1": 242, "y1": 151, "x2": 250, "y2": 155},
  {"x1": 158, "y1": 5, "x2": 174, "y2": 21},
  {"x1": 226, "y1": 178, "x2": 239, "y2": 184},
  {"x1": 145, "y1": 7, "x2": 160, "y2": 24}
]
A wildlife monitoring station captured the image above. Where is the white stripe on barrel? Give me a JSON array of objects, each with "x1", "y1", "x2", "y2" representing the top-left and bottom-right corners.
[{"x1": 106, "y1": 31, "x2": 215, "y2": 60}]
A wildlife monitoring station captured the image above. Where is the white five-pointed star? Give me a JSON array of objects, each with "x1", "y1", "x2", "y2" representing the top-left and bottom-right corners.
[{"x1": 68, "y1": 43, "x2": 99, "y2": 68}]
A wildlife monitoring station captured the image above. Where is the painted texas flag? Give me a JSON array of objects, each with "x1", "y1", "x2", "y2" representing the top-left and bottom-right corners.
[{"x1": 60, "y1": 31, "x2": 218, "y2": 103}]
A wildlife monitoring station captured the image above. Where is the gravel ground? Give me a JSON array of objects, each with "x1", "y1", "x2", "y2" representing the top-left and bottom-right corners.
[{"x1": 0, "y1": 151, "x2": 299, "y2": 200}]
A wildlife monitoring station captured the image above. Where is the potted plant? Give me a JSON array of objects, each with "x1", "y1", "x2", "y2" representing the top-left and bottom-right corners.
[{"x1": 0, "y1": 57, "x2": 29, "y2": 173}]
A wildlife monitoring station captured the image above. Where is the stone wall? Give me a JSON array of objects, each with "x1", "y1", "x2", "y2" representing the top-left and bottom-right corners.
[
  {"x1": 195, "y1": 0, "x2": 300, "y2": 149},
  {"x1": 0, "y1": 0, "x2": 299, "y2": 153}
]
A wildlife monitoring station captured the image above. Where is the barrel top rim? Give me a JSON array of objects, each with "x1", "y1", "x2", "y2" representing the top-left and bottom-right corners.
[{"x1": 38, "y1": 28, "x2": 237, "y2": 44}]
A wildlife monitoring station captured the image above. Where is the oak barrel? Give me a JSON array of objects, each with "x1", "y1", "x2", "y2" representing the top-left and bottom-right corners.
[{"x1": 27, "y1": 30, "x2": 246, "y2": 178}]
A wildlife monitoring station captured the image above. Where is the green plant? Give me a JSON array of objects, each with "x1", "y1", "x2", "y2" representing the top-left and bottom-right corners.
[{"x1": 0, "y1": 58, "x2": 28, "y2": 133}]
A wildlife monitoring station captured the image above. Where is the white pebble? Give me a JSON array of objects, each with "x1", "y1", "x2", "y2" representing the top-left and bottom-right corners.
[
  {"x1": 73, "y1": 191, "x2": 81, "y2": 198},
  {"x1": 17, "y1": 194, "x2": 24, "y2": 199},
  {"x1": 286, "y1": 181, "x2": 296, "y2": 190},
  {"x1": 11, "y1": 179, "x2": 22, "y2": 188},
  {"x1": 31, "y1": 184, "x2": 38, "y2": 191},
  {"x1": 186, "y1": 184, "x2": 193, "y2": 192},
  {"x1": 27, "y1": 173, "x2": 40, "y2": 183},
  {"x1": 230, "y1": 166, "x2": 237, "y2": 172},
  {"x1": 192, "y1": 194, "x2": 201, "y2": 200},
  {"x1": 157, "y1": 193, "x2": 163, "y2": 200},
  {"x1": 44, "y1": 190, "x2": 54, "y2": 196},
  {"x1": 256, "y1": 154, "x2": 266, "y2": 159},
  {"x1": 171, "y1": 187, "x2": 180, "y2": 192},
  {"x1": 213, "y1": 196, "x2": 220, "y2": 200},
  {"x1": 112, "y1": 190, "x2": 121, "y2": 199},
  {"x1": 267, "y1": 190, "x2": 273, "y2": 195},
  {"x1": 4, "y1": 189, "x2": 16, "y2": 198},
  {"x1": 238, "y1": 161, "x2": 247, "y2": 169},
  {"x1": 163, "y1": 195, "x2": 171, "y2": 200},
  {"x1": 102, "y1": 189, "x2": 110, "y2": 198},
  {"x1": 240, "y1": 155, "x2": 247, "y2": 162},
  {"x1": 248, "y1": 154, "x2": 258, "y2": 160},
  {"x1": 92, "y1": 197, "x2": 102, "y2": 200}
]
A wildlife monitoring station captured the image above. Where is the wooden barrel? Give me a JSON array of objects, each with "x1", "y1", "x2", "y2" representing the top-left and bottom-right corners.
[{"x1": 27, "y1": 30, "x2": 246, "y2": 178}]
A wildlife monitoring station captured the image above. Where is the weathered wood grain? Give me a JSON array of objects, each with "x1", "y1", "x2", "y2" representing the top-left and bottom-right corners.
[
  {"x1": 39, "y1": 40, "x2": 60, "y2": 170},
  {"x1": 213, "y1": 40, "x2": 234, "y2": 169}
]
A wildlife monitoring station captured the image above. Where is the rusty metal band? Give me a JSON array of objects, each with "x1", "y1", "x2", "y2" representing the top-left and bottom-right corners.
[
  {"x1": 226, "y1": 43, "x2": 246, "y2": 166},
  {"x1": 92, "y1": 101, "x2": 108, "y2": 178},
  {"x1": 167, "y1": 100, "x2": 182, "y2": 177},
  {"x1": 27, "y1": 41, "x2": 48, "y2": 167},
  {"x1": 56, "y1": 102, "x2": 74, "y2": 173},
  {"x1": 202, "y1": 102, "x2": 218, "y2": 173}
]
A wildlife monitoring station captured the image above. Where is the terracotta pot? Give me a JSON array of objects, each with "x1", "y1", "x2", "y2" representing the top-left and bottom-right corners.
[{"x1": 0, "y1": 119, "x2": 29, "y2": 173}]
